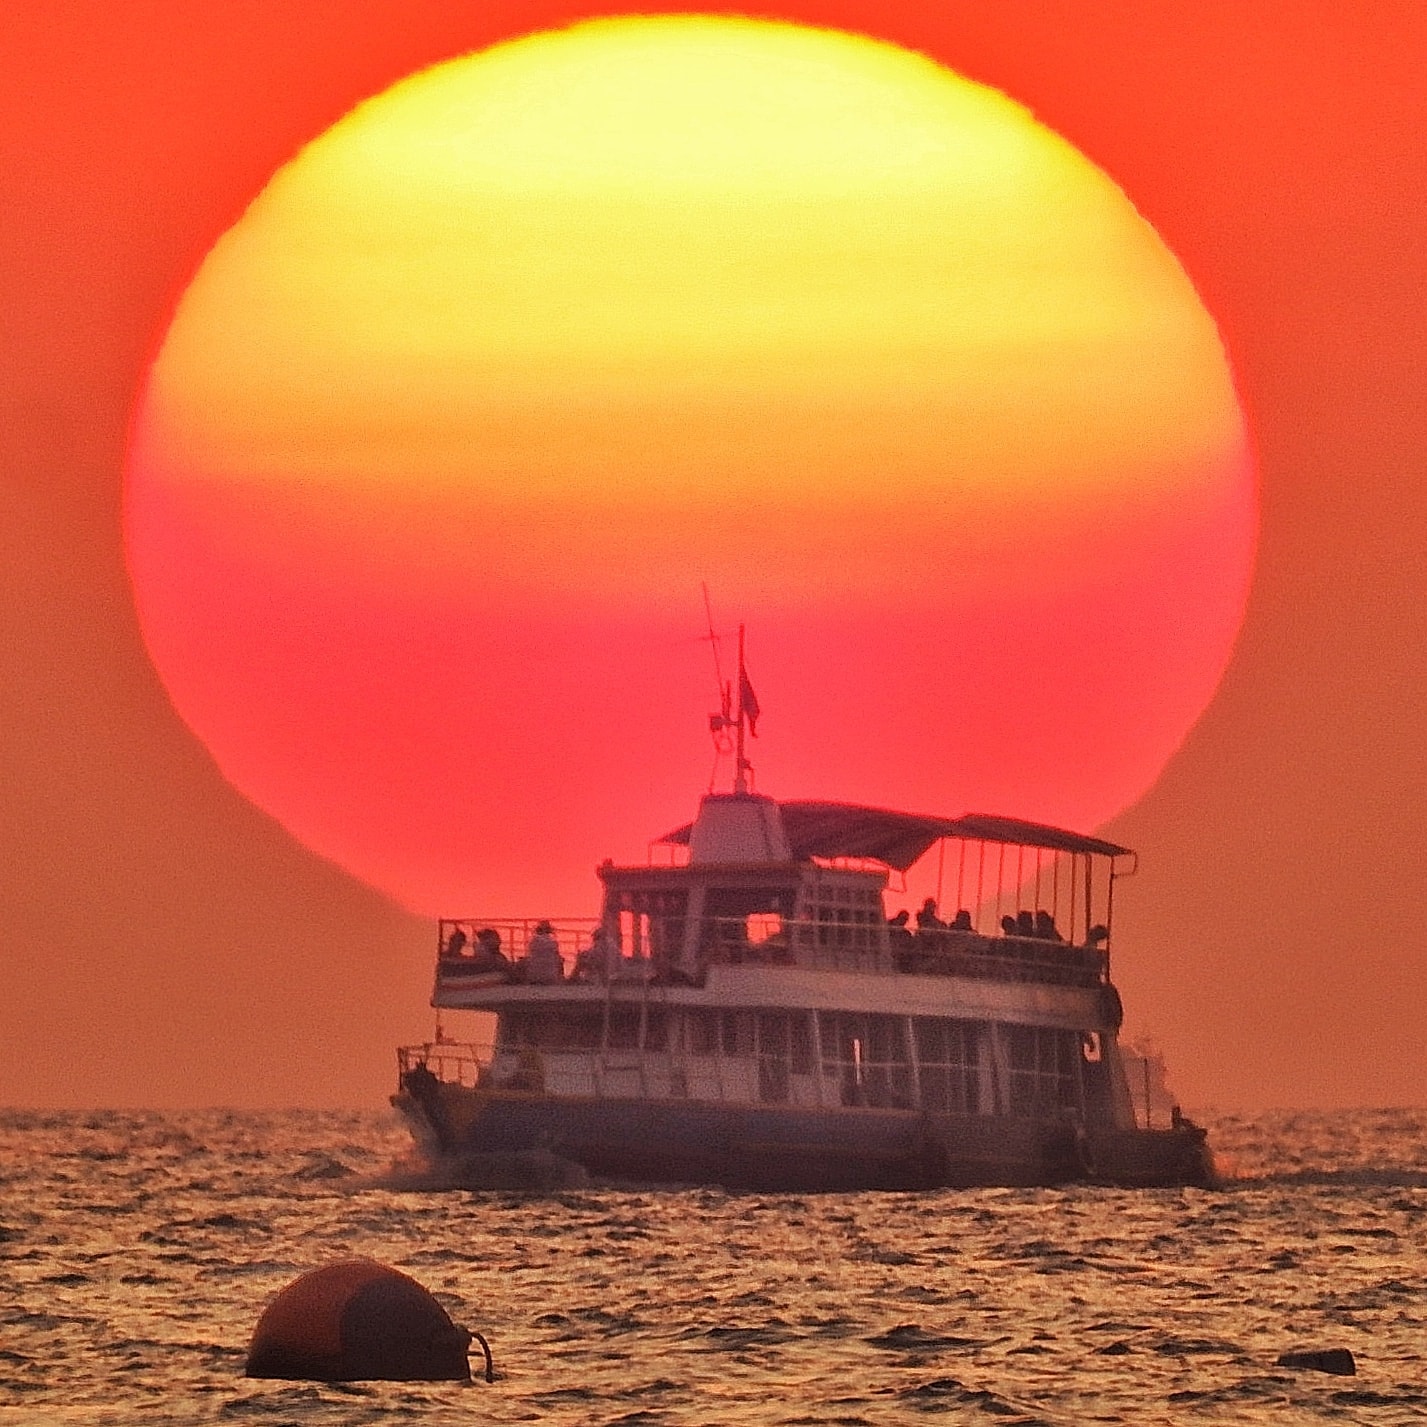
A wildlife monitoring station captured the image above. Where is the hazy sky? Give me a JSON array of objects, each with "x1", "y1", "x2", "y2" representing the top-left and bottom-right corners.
[{"x1": 4, "y1": 0, "x2": 1425, "y2": 1109}]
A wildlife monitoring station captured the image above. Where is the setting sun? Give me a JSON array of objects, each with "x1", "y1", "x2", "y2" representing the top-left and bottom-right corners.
[{"x1": 125, "y1": 15, "x2": 1255, "y2": 913}]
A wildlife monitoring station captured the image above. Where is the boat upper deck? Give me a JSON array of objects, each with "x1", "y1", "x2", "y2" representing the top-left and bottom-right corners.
[
  {"x1": 430, "y1": 792, "x2": 1128, "y2": 1006},
  {"x1": 433, "y1": 910, "x2": 1109, "y2": 999}
]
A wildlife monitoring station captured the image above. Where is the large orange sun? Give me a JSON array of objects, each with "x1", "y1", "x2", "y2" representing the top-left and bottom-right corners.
[{"x1": 125, "y1": 15, "x2": 1255, "y2": 915}]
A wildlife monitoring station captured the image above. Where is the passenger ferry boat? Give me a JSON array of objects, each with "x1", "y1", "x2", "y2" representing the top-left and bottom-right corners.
[{"x1": 394, "y1": 639, "x2": 1212, "y2": 1190}]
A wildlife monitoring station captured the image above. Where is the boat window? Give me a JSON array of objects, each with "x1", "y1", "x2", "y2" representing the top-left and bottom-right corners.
[
  {"x1": 618, "y1": 910, "x2": 648, "y2": 960},
  {"x1": 802, "y1": 878, "x2": 883, "y2": 957},
  {"x1": 645, "y1": 1009, "x2": 669, "y2": 1052},
  {"x1": 746, "y1": 913, "x2": 789, "y2": 962},
  {"x1": 755, "y1": 1013, "x2": 791, "y2": 1102},
  {"x1": 757, "y1": 1013, "x2": 784, "y2": 1051},
  {"x1": 609, "y1": 889, "x2": 689, "y2": 969},
  {"x1": 607, "y1": 1007, "x2": 641, "y2": 1051},
  {"x1": 705, "y1": 886, "x2": 795, "y2": 919},
  {"x1": 818, "y1": 1012, "x2": 912, "y2": 1108},
  {"x1": 702, "y1": 888, "x2": 796, "y2": 966},
  {"x1": 866, "y1": 1014, "x2": 904, "y2": 1065},
  {"x1": 788, "y1": 1014, "x2": 814, "y2": 1075},
  {"x1": 686, "y1": 1010, "x2": 718, "y2": 1055},
  {"x1": 720, "y1": 1011, "x2": 754, "y2": 1056},
  {"x1": 750, "y1": 1012, "x2": 814, "y2": 1074},
  {"x1": 1005, "y1": 1025, "x2": 1082, "y2": 1116},
  {"x1": 501, "y1": 1010, "x2": 603, "y2": 1050},
  {"x1": 913, "y1": 1017, "x2": 980, "y2": 1115}
]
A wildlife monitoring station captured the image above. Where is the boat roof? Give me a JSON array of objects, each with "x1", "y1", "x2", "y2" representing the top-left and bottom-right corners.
[{"x1": 659, "y1": 799, "x2": 1130, "y2": 872}]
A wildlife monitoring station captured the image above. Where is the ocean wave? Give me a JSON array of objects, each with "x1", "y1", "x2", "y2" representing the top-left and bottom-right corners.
[
  {"x1": 1222, "y1": 1166, "x2": 1427, "y2": 1188},
  {"x1": 1, "y1": 1107, "x2": 1424, "y2": 1426}
]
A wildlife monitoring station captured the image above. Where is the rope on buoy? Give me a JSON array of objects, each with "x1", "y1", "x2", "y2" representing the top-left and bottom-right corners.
[{"x1": 471, "y1": 1330, "x2": 494, "y2": 1383}]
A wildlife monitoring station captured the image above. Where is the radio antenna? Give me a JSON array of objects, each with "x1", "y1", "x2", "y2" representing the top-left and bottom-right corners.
[
  {"x1": 702, "y1": 585, "x2": 734, "y2": 786},
  {"x1": 701, "y1": 583, "x2": 728, "y2": 713}
]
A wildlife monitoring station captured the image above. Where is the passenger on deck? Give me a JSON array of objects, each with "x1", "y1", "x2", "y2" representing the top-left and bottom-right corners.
[
  {"x1": 1086, "y1": 923, "x2": 1110, "y2": 948},
  {"x1": 1016, "y1": 909, "x2": 1036, "y2": 938},
  {"x1": 613, "y1": 949, "x2": 652, "y2": 983},
  {"x1": 887, "y1": 909, "x2": 915, "y2": 970},
  {"x1": 470, "y1": 927, "x2": 510, "y2": 974},
  {"x1": 915, "y1": 897, "x2": 945, "y2": 933},
  {"x1": 524, "y1": 921, "x2": 563, "y2": 984},
  {"x1": 950, "y1": 909, "x2": 973, "y2": 932},
  {"x1": 442, "y1": 926, "x2": 469, "y2": 958},
  {"x1": 1001, "y1": 914, "x2": 1019, "y2": 936},
  {"x1": 574, "y1": 925, "x2": 620, "y2": 982},
  {"x1": 1035, "y1": 910, "x2": 1064, "y2": 941}
]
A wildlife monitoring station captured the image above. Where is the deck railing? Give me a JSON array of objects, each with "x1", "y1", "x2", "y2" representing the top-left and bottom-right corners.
[
  {"x1": 890, "y1": 931, "x2": 1108, "y2": 988},
  {"x1": 433, "y1": 913, "x2": 1106, "y2": 992},
  {"x1": 397, "y1": 1040, "x2": 492, "y2": 1089},
  {"x1": 436, "y1": 918, "x2": 600, "y2": 976}
]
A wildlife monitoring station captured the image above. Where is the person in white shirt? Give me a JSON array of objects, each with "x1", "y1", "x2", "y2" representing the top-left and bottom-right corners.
[{"x1": 524, "y1": 921, "x2": 563, "y2": 984}]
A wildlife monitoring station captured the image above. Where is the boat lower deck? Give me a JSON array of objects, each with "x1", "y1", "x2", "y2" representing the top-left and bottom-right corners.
[{"x1": 394, "y1": 1076, "x2": 1213, "y2": 1191}]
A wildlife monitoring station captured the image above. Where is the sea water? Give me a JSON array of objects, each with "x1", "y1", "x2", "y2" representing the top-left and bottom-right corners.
[{"x1": 1, "y1": 1108, "x2": 1423, "y2": 1426}]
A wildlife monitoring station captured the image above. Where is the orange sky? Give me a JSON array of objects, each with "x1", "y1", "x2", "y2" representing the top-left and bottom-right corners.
[{"x1": 4, "y1": 0, "x2": 1426, "y2": 1109}]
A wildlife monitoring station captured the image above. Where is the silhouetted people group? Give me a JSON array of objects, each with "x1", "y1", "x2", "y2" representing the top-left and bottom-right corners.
[
  {"x1": 887, "y1": 899, "x2": 979, "y2": 972},
  {"x1": 882, "y1": 896, "x2": 1101, "y2": 987},
  {"x1": 901, "y1": 901, "x2": 981, "y2": 936},
  {"x1": 471, "y1": 927, "x2": 509, "y2": 971},
  {"x1": 441, "y1": 924, "x2": 513, "y2": 977},
  {"x1": 892, "y1": 899, "x2": 976, "y2": 939},
  {"x1": 888, "y1": 901, "x2": 1068, "y2": 945},
  {"x1": 999, "y1": 909, "x2": 1064, "y2": 941}
]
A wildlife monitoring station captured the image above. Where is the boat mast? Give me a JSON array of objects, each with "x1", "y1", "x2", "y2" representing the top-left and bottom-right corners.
[
  {"x1": 735, "y1": 623, "x2": 750, "y2": 795},
  {"x1": 702, "y1": 589, "x2": 757, "y2": 796}
]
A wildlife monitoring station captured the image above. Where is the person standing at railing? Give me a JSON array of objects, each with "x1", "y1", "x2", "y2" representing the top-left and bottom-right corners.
[
  {"x1": 574, "y1": 924, "x2": 622, "y2": 982},
  {"x1": 525, "y1": 921, "x2": 563, "y2": 984},
  {"x1": 469, "y1": 927, "x2": 510, "y2": 975}
]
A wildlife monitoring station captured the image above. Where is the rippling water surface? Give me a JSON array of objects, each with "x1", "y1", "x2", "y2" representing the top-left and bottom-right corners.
[{"x1": 1, "y1": 1108, "x2": 1424, "y2": 1426}]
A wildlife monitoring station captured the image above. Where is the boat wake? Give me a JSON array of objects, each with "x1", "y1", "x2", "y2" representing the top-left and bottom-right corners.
[{"x1": 360, "y1": 1147, "x2": 592, "y2": 1194}]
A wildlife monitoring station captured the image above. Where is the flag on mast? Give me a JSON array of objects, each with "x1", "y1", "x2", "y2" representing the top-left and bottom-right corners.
[{"x1": 739, "y1": 667, "x2": 760, "y2": 736}]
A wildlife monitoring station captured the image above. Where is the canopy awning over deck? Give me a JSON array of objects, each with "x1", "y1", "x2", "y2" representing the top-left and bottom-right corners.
[{"x1": 660, "y1": 800, "x2": 1130, "y2": 872}]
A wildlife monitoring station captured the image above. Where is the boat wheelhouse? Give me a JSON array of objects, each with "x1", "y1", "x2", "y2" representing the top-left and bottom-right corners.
[{"x1": 395, "y1": 787, "x2": 1211, "y2": 1190}]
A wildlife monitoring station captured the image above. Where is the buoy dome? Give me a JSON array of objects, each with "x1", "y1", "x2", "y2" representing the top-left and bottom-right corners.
[{"x1": 245, "y1": 1259, "x2": 472, "y2": 1381}]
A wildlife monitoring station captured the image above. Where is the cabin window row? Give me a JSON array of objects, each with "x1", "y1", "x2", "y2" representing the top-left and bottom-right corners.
[
  {"x1": 503, "y1": 1007, "x2": 915, "y2": 1066},
  {"x1": 501, "y1": 1008, "x2": 814, "y2": 1069},
  {"x1": 497, "y1": 1010, "x2": 1082, "y2": 1116}
]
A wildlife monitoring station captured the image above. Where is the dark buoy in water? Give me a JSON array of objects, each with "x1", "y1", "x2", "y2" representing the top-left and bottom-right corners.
[{"x1": 246, "y1": 1259, "x2": 488, "y2": 1382}]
